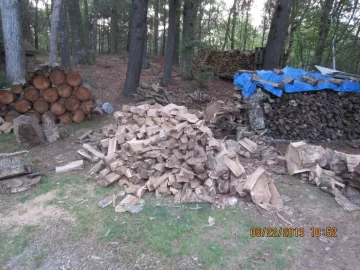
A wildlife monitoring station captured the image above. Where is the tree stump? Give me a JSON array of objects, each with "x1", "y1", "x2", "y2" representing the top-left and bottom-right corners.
[{"x1": 13, "y1": 115, "x2": 45, "y2": 148}]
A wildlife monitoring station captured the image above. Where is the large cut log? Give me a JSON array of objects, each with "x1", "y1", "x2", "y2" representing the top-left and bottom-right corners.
[
  {"x1": 75, "y1": 83, "x2": 92, "y2": 101},
  {"x1": 50, "y1": 101, "x2": 66, "y2": 116},
  {"x1": 0, "y1": 105, "x2": 9, "y2": 117},
  {"x1": 80, "y1": 99, "x2": 96, "y2": 114},
  {"x1": 66, "y1": 71, "x2": 82, "y2": 87},
  {"x1": 49, "y1": 70, "x2": 66, "y2": 85},
  {"x1": 43, "y1": 88, "x2": 59, "y2": 103},
  {"x1": 13, "y1": 115, "x2": 45, "y2": 148},
  {"x1": 4, "y1": 110, "x2": 20, "y2": 122},
  {"x1": 42, "y1": 112, "x2": 60, "y2": 142},
  {"x1": 14, "y1": 99, "x2": 32, "y2": 113},
  {"x1": 24, "y1": 110, "x2": 41, "y2": 124},
  {"x1": 41, "y1": 111, "x2": 57, "y2": 123},
  {"x1": 33, "y1": 98, "x2": 50, "y2": 114},
  {"x1": 33, "y1": 74, "x2": 51, "y2": 90},
  {"x1": 0, "y1": 89, "x2": 16, "y2": 105},
  {"x1": 285, "y1": 141, "x2": 326, "y2": 175},
  {"x1": 64, "y1": 96, "x2": 80, "y2": 111},
  {"x1": 0, "y1": 151, "x2": 31, "y2": 180},
  {"x1": 57, "y1": 83, "x2": 73, "y2": 98},
  {"x1": 10, "y1": 83, "x2": 23, "y2": 94},
  {"x1": 72, "y1": 110, "x2": 85, "y2": 123},
  {"x1": 58, "y1": 113, "x2": 72, "y2": 124},
  {"x1": 23, "y1": 87, "x2": 39, "y2": 102}
]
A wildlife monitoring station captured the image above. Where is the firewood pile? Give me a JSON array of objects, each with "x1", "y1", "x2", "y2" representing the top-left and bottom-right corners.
[
  {"x1": 131, "y1": 83, "x2": 172, "y2": 106},
  {"x1": 264, "y1": 90, "x2": 360, "y2": 141},
  {"x1": 0, "y1": 64, "x2": 96, "y2": 132},
  {"x1": 286, "y1": 141, "x2": 360, "y2": 211},
  {"x1": 68, "y1": 103, "x2": 283, "y2": 212},
  {"x1": 195, "y1": 49, "x2": 255, "y2": 76}
]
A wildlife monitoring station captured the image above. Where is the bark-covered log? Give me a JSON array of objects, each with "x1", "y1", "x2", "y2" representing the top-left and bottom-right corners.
[
  {"x1": 50, "y1": 101, "x2": 66, "y2": 116},
  {"x1": 66, "y1": 71, "x2": 82, "y2": 87},
  {"x1": 41, "y1": 111, "x2": 57, "y2": 123},
  {"x1": 33, "y1": 74, "x2": 51, "y2": 90},
  {"x1": 4, "y1": 110, "x2": 20, "y2": 122},
  {"x1": 57, "y1": 83, "x2": 73, "y2": 98},
  {"x1": 10, "y1": 83, "x2": 23, "y2": 94},
  {"x1": 75, "y1": 84, "x2": 92, "y2": 101},
  {"x1": 72, "y1": 110, "x2": 85, "y2": 123},
  {"x1": 14, "y1": 99, "x2": 32, "y2": 113},
  {"x1": 33, "y1": 98, "x2": 50, "y2": 114},
  {"x1": 13, "y1": 115, "x2": 45, "y2": 148},
  {"x1": 64, "y1": 96, "x2": 80, "y2": 111},
  {"x1": 24, "y1": 110, "x2": 41, "y2": 124},
  {"x1": 43, "y1": 88, "x2": 59, "y2": 103},
  {"x1": 0, "y1": 105, "x2": 9, "y2": 117},
  {"x1": 49, "y1": 70, "x2": 66, "y2": 85},
  {"x1": 0, "y1": 89, "x2": 16, "y2": 105},
  {"x1": 23, "y1": 87, "x2": 39, "y2": 102},
  {"x1": 80, "y1": 99, "x2": 96, "y2": 114},
  {"x1": 58, "y1": 113, "x2": 72, "y2": 124}
]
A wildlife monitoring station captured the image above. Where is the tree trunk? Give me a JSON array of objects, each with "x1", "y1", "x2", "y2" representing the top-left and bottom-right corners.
[
  {"x1": 67, "y1": 0, "x2": 90, "y2": 64},
  {"x1": 161, "y1": 0, "x2": 167, "y2": 57},
  {"x1": 122, "y1": 0, "x2": 149, "y2": 97},
  {"x1": 173, "y1": 0, "x2": 181, "y2": 66},
  {"x1": 313, "y1": 0, "x2": 334, "y2": 66},
  {"x1": 59, "y1": 0, "x2": 71, "y2": 68},
  {"x1": 92, "y1": 0, "x2": 98, "y2": 52},
  {"x1": 263, "y1": 0, "x2": 292, "y2": 70},
  {"x1": 34, "y1": 0, "x2": 39, "y2": 49},
  {"x1": 142, "y1": 28, "x2": 149, "y2": 69},
  {"x1": 162, "y1": 0, "x2": 178, "y2": 86},
  {"x1": 49, "y1": 0, "x2": 62, "y2": 65},
  {"x1": 181, "y1": 0, "x2": 198, "y2": 80},
  {"x1": 222, "y1": 2, "x2": 234, "y2": 50},
  {"x1": 110, "y1": 1, "x2": 118, "y2": 53},
  {"x1": 154, "y1": 0, "x2": 159, "y2": 55},
  {"x1": 242, "y1": 10, "x2": 249, "y2": 50},
  {"x1": 0, "y1": 0, "x2": 26, "y2": 84},
  {"x1": 230, "y1": 0, "x2": 237, "y2": 50},
  {"x1": 83, "y1": 0, "x2": 90, "y2": 48}
]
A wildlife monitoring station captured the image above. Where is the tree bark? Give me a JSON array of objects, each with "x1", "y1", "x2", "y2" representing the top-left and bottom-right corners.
[
  {"x1": 67, "y1": 0, "x2": 90, "y2": 64},
  {"x1": 173, "y1": 0, "x2": 181, "y2": 66},
  {"x1": 49, "y1": 0, "x2": 62, "y2": 65},
  {"x1": 181, "y1": 0, "x2": 198, "y2": 80},
  {"x1": 263, "y1": 0, "x2": 293, "y2": 70},
  {"x1": 161, "y1": 0, "x2": 167, "y2": 57},
  {"x1": 230, "y1": 0, "x2": 237, "y2": 50},
  {"x1": 34, "y1": 0, "x2": 39, "y2": 49},
  {"x1": 154, "y1": 0, "x2": 159, "y2": 55},
  {"x1": 83, "y1": 0, "x2": 90, "y2": 48},
  {"x1": 242, "y1": 10, "x2": 249, "y2": 50},
  {"x1": 59, "y1": 0, "x2": 71, "y2": 68},
  {"x1": 110, "y1": 1, "x2": 118, "y2": 53},
  {"x1": 142, "y1": 27, "x2": 149, "y2": 69},
  {"x1": 0, "y1": 0, "x2": 26, "y2": 84},
  {"x1": 162, "y1": 0, "x2": 178, "y2": 86},
  {"x1": 222, "y1": 2, "x2": 234, "y2": 50},
  {"x1": 122, "y1": 0, "x2": 149, "y2": 97},
  {"x1": 92, "y1": 0, "x2": 99, "y2": 53}
]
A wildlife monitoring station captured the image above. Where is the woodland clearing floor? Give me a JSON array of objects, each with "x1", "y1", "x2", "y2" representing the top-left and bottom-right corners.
[{"x1": 0, "y1": 54, "x2": 359, "y2": 270}]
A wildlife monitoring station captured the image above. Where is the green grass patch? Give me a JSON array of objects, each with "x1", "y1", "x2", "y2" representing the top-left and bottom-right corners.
[{"x1": 0, "y1": 133, "x2": 21, "y2": 153}]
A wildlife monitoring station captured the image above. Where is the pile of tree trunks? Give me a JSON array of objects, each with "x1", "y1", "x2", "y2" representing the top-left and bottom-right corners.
[
  {"x1": 0, "y1": 65, "x2": 96, "y2": 129},
  {"x1": 78, "y1": 103, "x2": 283, "y2": 211},
  {"x1": 264, "y1": 90, "x2": 360, "y2": 140},
  {"x1": 195, "y1": 49, "x2": 255, "y2": 76},
  {"x1": 286, "y1": 141, "x2": 360, "y2": 211}
]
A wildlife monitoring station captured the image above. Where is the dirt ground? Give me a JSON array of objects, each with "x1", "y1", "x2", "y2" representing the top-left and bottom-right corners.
[{"x1": 1, "y1": 54, "x2": 360, "y2": 270}]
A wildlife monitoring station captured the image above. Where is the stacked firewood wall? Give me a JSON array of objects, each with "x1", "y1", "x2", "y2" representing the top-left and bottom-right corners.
[{"x1": 0, "y1": 65, "x2": 95, "y2": 124}]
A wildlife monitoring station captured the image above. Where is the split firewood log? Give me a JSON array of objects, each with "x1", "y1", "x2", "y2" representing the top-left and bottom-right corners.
[
  {"x1": 24, "y1": 110, "x2": 41, "y2": 124},
  {"x1": 72, "y1": 110, "x2": 85, "y2": 123},
  {"x1": 50, "y1": 101, "x2": 66, "y2": 116},
  {"x1": 0, "y1": 89, "x2": 16, "y2": 105},
  {"x1": 43, "y1": 88, "x2": 59, "y2": 103},
  {"x1": 80, "y1": 99, "x2": 96, "y2": 114},
  {"x1": 32, "y1": 74, "x2": 50, "y2": 90},
  {"x1": 57, "y1": 83, "x2": 73, "y2": 98},
  {"x1": 75, "y1": 83, "x2": 92, "y2": 101},
  {"x1": 14, "y1": 99, "x2": 32, "y2": 113},
  {"x1": 41, "y1": 111, "x2": 57, "y2": 123},
  {"x1": 64, "y1": 96, "x2": 80, "y2": 111},
  {"x1": 49, "y1": 70, "x2": 66, "y2": 85},
  {"x1": 33, "y1": 98, "x2": 50, "y2": 114},
  {"x1": 66, "y1": 71, "x2": 82, "y2": 87},
  {"x1": 23, "y1": 87, "x2": 40, "y2": 102}
]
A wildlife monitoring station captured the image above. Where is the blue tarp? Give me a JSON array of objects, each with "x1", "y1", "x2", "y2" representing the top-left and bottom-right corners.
[{"x1": 234, "y1": 66, "x2": 360, "y2": 98}]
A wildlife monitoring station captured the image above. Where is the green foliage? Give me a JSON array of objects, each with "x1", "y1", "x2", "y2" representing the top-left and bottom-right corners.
[
  {"x1": 198, "y1": 71, "x2": 214, "y2": 88},
  {"x1": 0, "y1": 72, "x2": 10, "y2": 88}
]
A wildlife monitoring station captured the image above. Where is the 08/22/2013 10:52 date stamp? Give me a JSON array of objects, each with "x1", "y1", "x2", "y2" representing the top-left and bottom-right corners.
[{"x1": 250, "y1": 227, "x2": 337, "y2": 238}]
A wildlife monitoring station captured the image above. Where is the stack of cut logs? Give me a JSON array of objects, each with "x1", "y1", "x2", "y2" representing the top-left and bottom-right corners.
[
  {"x1": 264, "y1": 90, "x2": 360, "y2": 141},
  {"x1": 76, "y1": 103, "x2": 283, "y2": 211},
  {"x1": 195, "y1": 49, "x2": 255, "y2": 76},
  {"x1": 0, "y1": 65, "x2": 94, "y2": 125}
]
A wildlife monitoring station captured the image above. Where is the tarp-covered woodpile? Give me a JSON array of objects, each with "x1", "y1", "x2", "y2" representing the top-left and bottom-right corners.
[{"x1": 195, "y1": 49, "x2": 255, "y2": 76}]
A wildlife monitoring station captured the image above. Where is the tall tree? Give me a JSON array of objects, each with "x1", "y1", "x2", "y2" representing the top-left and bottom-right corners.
[
  {"x1": 154, "y1": 0, "x2": 159, "y2": 55},
  {"x1": 222, "y1": 1, "x2": 234, "y2": 50},
  {"x1": 34, "y1": 0, "x2": 39, "y2": 49},
  {"x1": 83, "y1": 0, "x2": 90, "y2": 47},
  {"x1": 181, "y1": 0, "x2": 198, "y2": 80},
  {"x1": 110, "y1": 0, "x2": 118, "y2": 53},
  {"x1": 59, "y1": 0, "x2": 70, "y2": 68},
  {"x1": 173, "y1": 0, "x2": 181, "y2": 66},
  {"x1": 92, "y1": 0, "x2": 99, "y2": 52},
  {"x1": 122, "y1": 0, "x2": 149, "y2": 96},
  {"x1": 67, "y1": 0, "x2": 91, "y2": 64},
  {"x1": 230, "y1": 0, "x2": 238, "y2": 50},
  {"x1": 263, "y1": 0, "x2": 292, "y2": 69},
  {"x1": 162, "y1": 0, "x2": 178, "y2": 86},
  {"x1": 161, "y1": 0, "x2": 167, "y2": 57},
  {"x1": 49, "y1": 0, "x2": 62, "y2": 65},
  {"x1": 0, "y1": 0, "x2": 25, "y2": 84}
]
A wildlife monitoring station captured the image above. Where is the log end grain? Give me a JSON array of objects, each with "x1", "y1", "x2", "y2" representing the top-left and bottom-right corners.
[
  {"x1": 66, "y1": 71, "x2": 83, "y2": 87},
  {"x1": 33, "y1": 74, "x2": 51, "y2": 90},
  {"x1": 72, "y1": 110, "x2": 85, "y2": 123},
  {"x1": 14, "y1": 99, "x2": 32, "y2": 113},
  {"x1": 43, "y1": 88, "x2": 59, "y2": 103},
  {"x1": 75, "y1": 85, "x2": 91, "y2": 101},
  {"x1": 49, "y1": 70, "x2": 66, "y2": 85},
  {"x1": 33, "y1": 99, "x2": 50, "y2": 114},
  {"x1": 23, "y1": 87, "x2": 40, "y2": 102},
  {"x1": 64, "y1": 96, "x2": 80, "y2": 111},
  {"x1": 57, "y1": 83, "x2": 73, "y2": 98},
  {"x1": 0, "y1": 90, "x2": 16, "y2": 105},
  {"x1": 50, "y1": 102, "x2": 66, "y2": 116}
]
